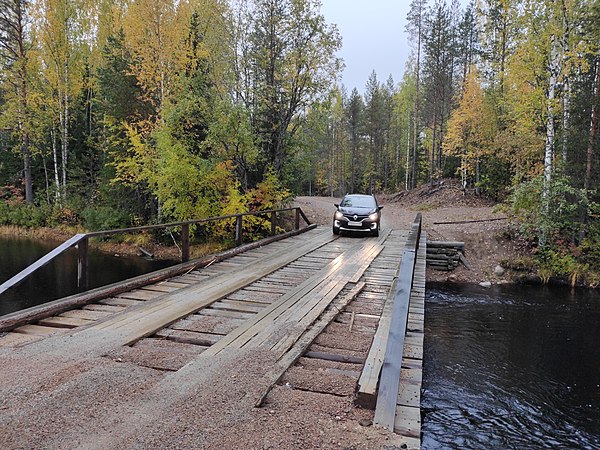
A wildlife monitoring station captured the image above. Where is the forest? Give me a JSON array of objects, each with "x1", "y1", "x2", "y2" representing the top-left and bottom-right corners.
[{"x1": 0, "y1": 0, "x2": 598, "y2": 284}]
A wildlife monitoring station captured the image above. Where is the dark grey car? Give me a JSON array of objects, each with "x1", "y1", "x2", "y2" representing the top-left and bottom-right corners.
[{"x1": 332, "y1": 194, "x2": 383, "y2": 237}]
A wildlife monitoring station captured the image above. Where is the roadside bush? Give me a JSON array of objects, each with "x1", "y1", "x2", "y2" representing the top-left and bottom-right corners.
[
  {"x1": 0, "y1": 201, "x2": 52, "y2": 227},
  {"x1": 510, "y1": 175, "x2": 600, "y2": 287},
  {"x1": 81, "y1": 206, "x2": 131, "y2": 231}
]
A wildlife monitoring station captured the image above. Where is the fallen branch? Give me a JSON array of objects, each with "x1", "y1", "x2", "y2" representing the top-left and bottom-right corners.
[
  {"x1": 458, "y1": 252, "x2": 472, "y2": 270},
  {"x1": 139, "y1": 247, "x2": 154, "y2": 258}
]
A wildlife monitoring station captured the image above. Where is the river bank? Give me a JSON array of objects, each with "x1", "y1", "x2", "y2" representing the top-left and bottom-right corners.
[{"x1": 0, "y1": 225, "x2": 221, "y2": 261}]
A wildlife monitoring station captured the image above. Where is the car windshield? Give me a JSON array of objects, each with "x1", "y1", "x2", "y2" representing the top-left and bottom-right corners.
[{"x1": 340, "y1": 196, "x2": 376, "y2": 209}]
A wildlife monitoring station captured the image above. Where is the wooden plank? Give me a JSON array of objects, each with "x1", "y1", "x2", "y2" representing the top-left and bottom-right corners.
[
  {"x1": 154, "y1": 329, "x2": 221, "y2": 346},
  {"x1": 393, "y1": 405, "x2": 421, "y2": 438},
  {"x1": 114, "y1": 290, "x2": 162, "y2": 301},
  {"x1": 427, "y1": 240, "x2": 464, "y2": 249},
  {"x1": 211, "y1": 299, "x2": 265, "y2": 313},
  {"x1": 83, "y1": 304, "x2": 125, "y2": 313},
  {"x1": 60, "y1": 309, "x2": 112, "y2": 321},
  {"x1": 356, "y1": 278, "x2": 399, "y2": 409},
  {"x1": 140, "y1": 285, "x2": 178, "y2": 293},
  {"x1": 226, "y1": 291, "x2": 277, "y2": 304},
  {"x1": 199, "y1": 309, "x2": 255, "y2": 320},
  {"x1": 100, "y1": 297, "x2": 143, "y2": 307},
  {"x1": 157, "y1": 281, "x2": 191, "y2": 289},
  {"x1": 38, "y1": 316, "x2": 94, "y2": 329},
  {"x1": 396, "y1": 379, "x2": 421, "y2": 408},
  {"x1": 374, "y1": 216, "x2": 422, "y2": 431},
  {"x1": 13, "y1": 324, "x2": 63, "y2": 336},
  {"x1": 304, "y1": 350, "x2": 365, "y2": 364}
]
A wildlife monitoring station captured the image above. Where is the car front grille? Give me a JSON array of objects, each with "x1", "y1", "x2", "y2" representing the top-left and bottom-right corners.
[{"x1": 343, "y1": 214, "x2": 369, "y2": 221}]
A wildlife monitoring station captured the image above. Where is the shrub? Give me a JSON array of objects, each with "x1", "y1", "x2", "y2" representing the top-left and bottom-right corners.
[
  {"x1": 0, "y1": 201, "x2": 52, "y2": 228},
  {"x1": 81, "y1": 206, "x2": 131, "y2": 231}
]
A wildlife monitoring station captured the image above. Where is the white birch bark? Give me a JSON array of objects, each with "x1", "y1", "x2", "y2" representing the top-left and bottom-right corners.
[{"x1": 544, "y1": 35, "x2": 560, "y2": 186}]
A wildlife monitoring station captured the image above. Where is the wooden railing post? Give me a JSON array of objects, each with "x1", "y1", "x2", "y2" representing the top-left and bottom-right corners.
[
  {"x1": 294, "y1": 208, "x2": 300, "y2": 231},
  {"x1": 270, "y1": 211, "x2": 276, "y2": 236},
  {"x1": 235, "y1": 215, "x2": 243, "y2": 246},
  {"x1": 181, "y1": 223, "x2": 190, "y2": 262},
  {"x1": 77, "y1": 237, "x2": 89, "y2": 289}
]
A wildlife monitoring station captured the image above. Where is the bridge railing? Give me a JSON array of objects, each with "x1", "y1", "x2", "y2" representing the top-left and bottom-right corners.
[{"x1": 0, "y1": 207, "x2": 311, "y2": 296}]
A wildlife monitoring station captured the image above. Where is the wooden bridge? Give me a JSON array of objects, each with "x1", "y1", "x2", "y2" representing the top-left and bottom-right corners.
[{"x1": 0, "y1": 213, "x2": 426, "y2": 449}]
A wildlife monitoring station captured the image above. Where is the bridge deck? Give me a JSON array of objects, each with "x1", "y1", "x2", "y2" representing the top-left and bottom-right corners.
[{"x1": 0, "y1": 226, "x2": 424, "y2": 449}]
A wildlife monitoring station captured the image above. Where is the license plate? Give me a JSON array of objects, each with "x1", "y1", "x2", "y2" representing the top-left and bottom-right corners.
[{"x1": 348, "y1": 221, "x2": 362, "y2": 226}]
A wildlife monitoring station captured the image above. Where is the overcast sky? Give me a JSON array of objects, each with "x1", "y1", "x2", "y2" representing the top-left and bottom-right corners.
[
  {"x1": 320, "y1": 1, "x2": 414, "y2": 93},
  {"x1": 320, "y1": 0, "x2": 469, "y2": 94}
]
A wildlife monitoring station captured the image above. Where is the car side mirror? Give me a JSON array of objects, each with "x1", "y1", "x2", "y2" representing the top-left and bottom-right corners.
[
  {"x1": 334, "y1": 204, "x2": 339, "y2": 208},
  {"x1": 379, "y1": 206, "x2": 384, "y2": 210}
]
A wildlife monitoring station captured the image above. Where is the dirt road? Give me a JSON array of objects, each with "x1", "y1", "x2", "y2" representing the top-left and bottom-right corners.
[{"x1": 294, "y1": 192, "x2": 518, "y2": 284}]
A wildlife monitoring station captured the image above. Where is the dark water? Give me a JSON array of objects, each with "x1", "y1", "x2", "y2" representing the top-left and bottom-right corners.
[
  {"x1": 0, "y1": 235, "x2": 174, "y2": 316},
  {"x1": 423, "y1": 283, "x2": 600, "y2": 449}
]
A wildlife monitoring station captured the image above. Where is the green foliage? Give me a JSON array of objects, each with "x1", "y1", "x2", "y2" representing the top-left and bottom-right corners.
[
  {"x1": 81, "y1": 206, "x2": 131, "y2": 231},
  {"x1": 0, "y1": 201, "x2": 52, "y2": 228},
  {"x1": 511, "y1": 175, "x2": 584, "y2": 242},
  {"x1": 510, "y1": 174, "x2": 600, "y2": 285}
]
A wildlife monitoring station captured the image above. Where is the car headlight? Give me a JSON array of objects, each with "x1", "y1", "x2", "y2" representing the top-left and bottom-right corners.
[
  {"x1": 335, "y1": 211, "x2": 344, "y2": 220},
  {"x1": 368, "y1": 213, "x2": 378, "y2": 221}
]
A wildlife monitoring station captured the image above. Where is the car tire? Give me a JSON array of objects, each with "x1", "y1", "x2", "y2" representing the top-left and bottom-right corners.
[
  {"x1": 333, "y1": 225, "x2": 340, "y2": 235},
  {"x1": 371, "y1": 226, "x2": 379, "y2": 237}
]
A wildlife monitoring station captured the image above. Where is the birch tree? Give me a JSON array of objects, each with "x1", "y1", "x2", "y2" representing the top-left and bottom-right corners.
[{"x1": 37, "y1": 0, "x2": 85, "y2": 203}]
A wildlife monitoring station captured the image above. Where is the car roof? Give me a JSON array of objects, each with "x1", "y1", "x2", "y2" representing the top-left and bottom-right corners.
[{"x1": 343, "y1": 194, "x2": 374, "y2": 199}]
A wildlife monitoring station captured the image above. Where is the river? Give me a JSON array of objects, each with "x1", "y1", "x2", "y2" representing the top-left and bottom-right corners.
[
  {"x1": 423, "y1": 282, "x2": 600, "y2": 449},
  {"x1": 0, "y1": 235, "x2": 174, "y2": 317}
]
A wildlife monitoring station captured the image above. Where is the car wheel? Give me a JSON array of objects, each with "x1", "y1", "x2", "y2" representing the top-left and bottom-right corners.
[{"x1": 333, "y1": 225, "x2": 340, "y2": 235}]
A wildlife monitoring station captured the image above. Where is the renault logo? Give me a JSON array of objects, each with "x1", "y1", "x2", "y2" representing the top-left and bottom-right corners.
[{"x1": 353, "y1": 215, "x2": 358, "y2": 220}]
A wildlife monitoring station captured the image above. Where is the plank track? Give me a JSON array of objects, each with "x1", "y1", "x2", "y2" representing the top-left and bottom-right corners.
[{"x1": 0, "y1": 224, "x2": 426, "y2": 449}]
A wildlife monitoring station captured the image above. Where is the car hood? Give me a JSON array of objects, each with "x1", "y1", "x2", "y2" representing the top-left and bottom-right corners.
[{"x1": 338, "y1": 206, "x2": 377, "y2": 215}]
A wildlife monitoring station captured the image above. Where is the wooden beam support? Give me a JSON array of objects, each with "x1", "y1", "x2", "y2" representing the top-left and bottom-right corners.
[
  {"x1": 373, "y1": 214, "x2": 421, "y2": 431},
  {"x1": 77, "y1": 237, "x2": 89, "y2": 290},
  {"x1": 181, "y1": 224, "x2": 190, "y2": 262}
]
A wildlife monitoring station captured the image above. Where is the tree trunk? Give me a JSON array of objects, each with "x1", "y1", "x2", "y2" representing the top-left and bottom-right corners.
[
  {"x1": 411, "y1": 14, "x2": 422, "y2": 190},
  {"x1": 429, "y1": 112, "x2": 437, "y2": 188},
  {"x1": 23, "y1": 132, "x2": 32, "y2": 202},
  {"x1": 544, "y1": 36, "x2": 560, "y2": 187},
  {"x1": 52, "y1": 124, "x2": 61, "y2": 204},
  {"x1": 584, "y1": 58, "x2": 599, "y2": 192},
  {"x1": 562, "y1": 77, "x2": 571, "y2": 163},
  {"x1": 405, "y1": 108, "x2": 410, "y2": 191}
]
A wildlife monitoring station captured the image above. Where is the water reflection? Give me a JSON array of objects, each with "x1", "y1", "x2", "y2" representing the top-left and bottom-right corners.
[
  {"x1": 422, "y1": 283, "x2": 600, "y2": 449},
  {"x1": 0, "y1": 235, "x2": 174, "y2": 316}
]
